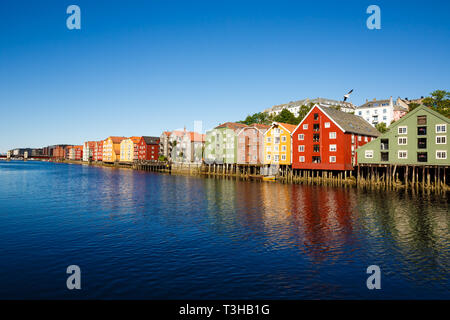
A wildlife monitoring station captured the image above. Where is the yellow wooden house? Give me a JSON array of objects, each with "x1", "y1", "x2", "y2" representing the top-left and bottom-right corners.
[
  {"x1": 103, "y1": 136, "x2": 126, "y2": 162},
  {"x1": 120, "y1": 137, "x2": 141, "y2": 163},
  {"x1": 263, "y1": 122, "x2": 296, "y2": 166}
]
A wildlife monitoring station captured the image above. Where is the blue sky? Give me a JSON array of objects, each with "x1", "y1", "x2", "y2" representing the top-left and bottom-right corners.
[{"x1": 0, "y1": 0, "x2": 449, "y2": 152}]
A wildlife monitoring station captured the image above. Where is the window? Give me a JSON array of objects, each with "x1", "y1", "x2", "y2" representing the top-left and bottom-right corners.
[
  {"x1": 299, "y1": 156, "x2": 305, "y2": 162},
  {"x1": 267, "y1": 137, "x2": 271, "y2": 142},
  {"x1": 313, "y1": 134, "x2": 320, "y2": 142},
  {"x1": 324, "y1": 122, "x2": 330, "y2": 128},
  {"x1": 417, "y1": 126, "x2": 427, "y2": 135},
  {"x1": 398, "y1": 151, "x2": 407, "y2": 159},
  {"x1": 281, "y1": 136, "x2": 287, "y2": 142},
  {"x1": 418, "y1": 138, "x2": 427, "y2": 149},
  {"x1": 365, "y1": 150, "x2": 373, "y2": 158},
  {"x1": 417, "y1": 152, "x2": 427, "y2": 162},
  {"x1": 303, "y1": 124, "x2": 308, "y2": 130},
  {"x1": 312, "y1": 156, "x2": 321, "y2": 163},
  {"x1": 281, "y1": 154, "x2": 286, "y2": 161},
  {"x1": 398, "y1": 137, "x2": 407, "y2": 145},
  {"x1": 329, "y1": 156, "x2": 336, "y2": 163},
  {"x1": 436, "y1": 136, "x2": 446, "y2": 144},
  {"x1": 381, "y1": 139, "x2": 389, "y2": 150},
  {"x1": 329, "y1": 144, "x2": 337, "y2": 152},
  {"x1": 274, "y1": 128, "x2": 280, "y2": 134},
  {"x1": 358, "y1": 111, "x2": 362, "y2": 115},
  {"x1": 329, "y1": 132, "x2": 336, "y2": 139},
  {"x1": 267, "y1": 154, "x2": 271, "y2": 160},
  {"x1": 314, "y1": 113, "x2": 319, "y2": 120},
  {"x1": 351, "y1": 135, "x2": 355, "y2": 143},
  {"x1": 266, "y1": 146, "x2": 271, "y2": 152},
  {"x1": 281, "y1": 145, "x2": 286, "y2": 152},
  {"x1": 313, "y1": 124, "x2": 320, "y2": 131},
  {"x1": 436, "y1": 124, "x2": 447, "y2": 133},
  {"x1": 298, "y1": 134, "x2": 304, "y2": 140},
  {"x1": 274, "y1": 145, "x2": 279, "y2": 152},
  {"x1": 313, "y1": 145, "x2": 320, "y2": 152},
  {"x1": 275, "y1": 137, "x2": 280, "y2": 144},
  {"x1": 398, "y1": 126, "x2": 407, "y2": 134},
  {"x1": 274, "y1": 155, "x2": 279, "y2": 162},
  {"x1": 436, "y1": 150, "x2": 447, "y2": 159},
  {"x1": 383, "y1": 116, "x2": 387, "y2": 121},
  {"x1": 364, "y1": 137, "x2": 368, "y2": 142},
  {"x1": 298, "y1": 145, "x2": 304, "y2": 152},
  {"x1": 358, "y1": 136, "x2": 361, "y2": 142},
  {"x1": 381, "y1": 152, "x2": 389, "y2": 161},
  {"x1": 417, "y1": 115, "x2": 427, "y2": 125},
  {"x1": 383, "y1": 108, "x2": 387, "y2": 113}
]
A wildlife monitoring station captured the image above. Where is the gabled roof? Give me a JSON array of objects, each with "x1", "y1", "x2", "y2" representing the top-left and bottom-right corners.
[
  {"x1": 272, "y1": 122, "x2": 297, "y2": 133},
  {"x1": 107, "y1": 136, "x2": 127, "y2": 144},
  {"x1": 321, "y1": 107, "x2": 381, "y2": 136},
  {"x1": 142, "y1": 136, "x2": 160, "y2": 145},
  {"x1": 189, "y1": 132, "x2": 205, "y2": 142},
  {"x1": 358, "y1": 99, "x2": 391, "y2": 109},
  {"x1": 294, "y1": 105, "x2": 380, "y2": 137},
  {"x1": 215, "y1": 122, "x2": 248, "y2": 131},
  {"x1": 129, "y1": 136, "x2": 142, "y2": 144},
  {"x1": 236, "y1": 123, "x2": 270, "y2": 136},
  {"x1": 388, "y1": 105, "x2": 450, "y2": 130}
]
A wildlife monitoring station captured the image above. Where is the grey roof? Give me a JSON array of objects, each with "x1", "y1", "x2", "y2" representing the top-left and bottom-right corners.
[
  {"x1": 320, "y1": 106, "x2": 381, "y2": 137},
  {"x1": 142, "y1": 136, "x2": 159, "y2": 144},
  {"x1": 358, "y1": 99, "x2": 391, "y2": 109}
]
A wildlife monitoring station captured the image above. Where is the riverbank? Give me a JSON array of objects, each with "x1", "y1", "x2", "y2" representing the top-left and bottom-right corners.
[{"x1": 48, "y1": 159, "x2": 450, "y2": 194}]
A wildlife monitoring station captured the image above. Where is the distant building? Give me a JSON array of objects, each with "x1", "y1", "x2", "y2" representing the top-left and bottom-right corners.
[
  {"x1": 357, "y1": 105, "x2": 449, "y2": 166},
  {"x1": 292, "y1": 105, "x2": 380, "y2": 171},
  {"x1": 264, "y1": 97, "x2": 356, "y2": 117},
  {"x1": 159, "y1": 131, "x2": 172, "y2": 159},
  {"x1": 120, "y1": 137, "x2": 141, "y2": 163},
  {"x1": 137, "y1": 136, "x2": 160, "y2": 161},
  {"x1": 204, "y1": 122, "x2": 248, "y2": 164},
  {"x1": 93, "y1": 141, "x2": 104, "y2": 161},
  {"x1": 103, "y1": 137, "x2": 126, "y2": 162},
  {"x1": 82, "y1": 141, "x2": 96, "y2": 162},
  {"x1": 356, "y1": 97, "x2": 408, "y2": 127},
  {"x1": 68, "y1": 145, "x2": 83, "y2": 160},
  {"x1": 179, "y1": 131, "x2": 205, "y2": 163}
]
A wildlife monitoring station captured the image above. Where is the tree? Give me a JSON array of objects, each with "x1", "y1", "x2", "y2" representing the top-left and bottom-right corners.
[
  {"x1": 273, "y1": 108, "x2": 297, "y2": 124},
  {"x1": 375, "y1": 122, "x2": 388, "y2": 133},
  {"x1": 238, "y1": 112, "x2": 272, "y2": 125},
  {"x1": 408, "y1": 102, "x2": 421, "y2": 111},
  {"x1": 422, "y1": 90, "x2": 450, "y2": 118}
]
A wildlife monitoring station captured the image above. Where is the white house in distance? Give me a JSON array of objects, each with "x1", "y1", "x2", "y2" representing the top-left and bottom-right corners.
[
  {"x1": 264, "y1": 97, "x2": 356, "y2": 117},
  {"x1": 356, "y1": 97, "x2": 408, "y2": 127}
]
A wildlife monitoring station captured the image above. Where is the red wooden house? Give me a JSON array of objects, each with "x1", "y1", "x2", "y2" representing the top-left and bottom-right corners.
[
  {"x1": 137, "y1": 136, "x2": 160, "y2": 161},
  {"x1": 292, "y1": 105, "x2": 380, "y2": 171},
  {"x1": 73, "y1": 145, "x2": 83, "y2": 161},
  {"x1": 93, "y1": 140, "x2": 104, "y2": 161}
]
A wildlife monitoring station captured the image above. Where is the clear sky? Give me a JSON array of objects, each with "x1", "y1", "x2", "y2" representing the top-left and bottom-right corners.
[{"x1": 0, "y1": 0, "x2": 449, "y2": 152}]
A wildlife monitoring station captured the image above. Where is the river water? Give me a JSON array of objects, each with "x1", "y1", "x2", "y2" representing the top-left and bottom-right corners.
[{"x1": 0, "y1": 161, "x2": 448, "y2": 299}]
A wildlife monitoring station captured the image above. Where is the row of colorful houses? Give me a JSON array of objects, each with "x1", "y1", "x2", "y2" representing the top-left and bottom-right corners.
[{"x1": 44, "y1": 104, "x2": 449, "y2": 170}]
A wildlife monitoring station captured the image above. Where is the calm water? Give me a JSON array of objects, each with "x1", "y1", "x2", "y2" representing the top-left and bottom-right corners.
[{"x1": 0, "y1": 161, "x2": 448, "y2": 299}]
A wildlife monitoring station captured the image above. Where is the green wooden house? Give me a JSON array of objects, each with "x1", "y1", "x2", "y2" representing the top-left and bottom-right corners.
[
  {"x1": 204, "y1": 122, "x2": 248, "y2": 164},
  {"x1": 357, "y1": 106, "x2": 449, "y2": 166}
]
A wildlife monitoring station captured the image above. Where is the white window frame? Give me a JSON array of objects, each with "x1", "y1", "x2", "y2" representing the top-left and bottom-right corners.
[
  {"x1": 398, "y1": 137, "x2": 407, "y2": 145},
  {"x1": 398, "y1": 150, "x2": 408, "y2": 159},
  {"x1": 329, "y1": 144, "x2": 337, "y2": 152},
  {"x1": 303, "y1": 124, "x2": 308, "y2": 130},
  {"x1": 436, "y1": 150, "x2": 447, "y2": 160},
  {"x1": 298, "y1": 145, "x2": 304, "y2": 152},
  {"x1": 281, "y1": 145, "x2": 286, "y2": 152},
  {"x1": 281, "y1": 154, "x2": 286, "y2": 161},
  {"x1": 435, "y1": 124, "x2": 447, "y2": 133},
  {"x1": 329, "y1": 132, "x2": 336, "y2": 139},
  {"x1": 299, "y1": 156, "x2": 305, "y2": 162},
  {"x1": 267, "y1": 154, "x2": 271, "y2": 160},
  {"x1": 436, "y1": 136, "x2": 446, "y2": 144},
  {"x1": 329, "y1": 156, "x2": 336, "y2": 163},
  {"x1": 365, "y1": 150, "x2": 373, "y2": 158},
  {"x1": 358, "y1": 136, "x2": 362, "y2": 142},
  {"x1": 298, "y1": 134, "x2": 304, "y2": 140},
  {"x1": 324, "y1": 122, "x2": 330, "y2": 128},
  {"x1": 281, "y1": 136, "x2": 287, "y2": 142},
  {"x1": 398, "y1": 126, "x2": 407, "y2": 134}
]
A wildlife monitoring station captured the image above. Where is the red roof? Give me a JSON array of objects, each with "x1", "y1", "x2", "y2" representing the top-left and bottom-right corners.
[{"x1": 273, "y1": 122, "x2": 296, "y2": 133}]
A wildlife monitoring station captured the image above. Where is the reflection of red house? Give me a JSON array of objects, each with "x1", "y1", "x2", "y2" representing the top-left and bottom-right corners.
[
  {"x1": 137, "y1": 136, "x2": 160, "y2": 160},
  {"x1": 292, "y1": 105, "x2": 380, "y2": 171}
]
